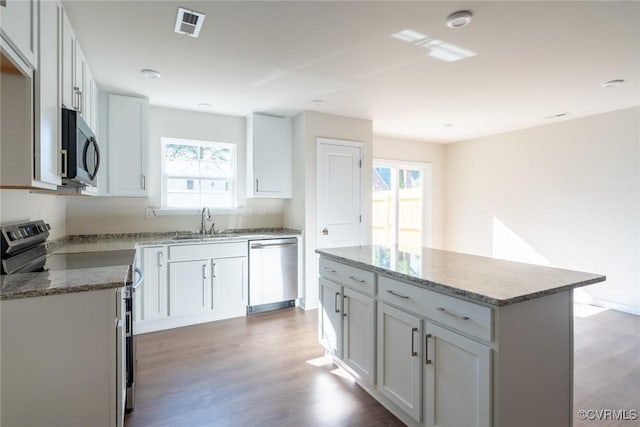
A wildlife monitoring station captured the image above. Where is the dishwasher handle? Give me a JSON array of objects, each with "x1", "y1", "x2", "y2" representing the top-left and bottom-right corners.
[{"x1": 250, "y1": 242, "x2": 298, "y2": 249}]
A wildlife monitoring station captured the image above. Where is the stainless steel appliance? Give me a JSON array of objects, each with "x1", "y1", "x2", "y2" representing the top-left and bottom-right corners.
[
  {"x1": 248, "y1": 237, "x2": 298, "y2": 314},
  {"x1": 61, "y1": 107, "x2": 101, "y2": 187},
  {"x1": 0, "y1": 220, "x2": 142, "y2": 415}
]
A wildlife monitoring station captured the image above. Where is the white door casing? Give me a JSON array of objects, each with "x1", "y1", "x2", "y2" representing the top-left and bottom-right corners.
[{"x1": 317, "y1": 139, "x2": 363, "y2": 249}]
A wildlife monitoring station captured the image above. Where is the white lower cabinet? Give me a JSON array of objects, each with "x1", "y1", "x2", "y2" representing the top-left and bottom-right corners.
[
  {"x1": 425, "y1": 323, "x2": 491, "y2": 427},
  {"x1": 170, "y1": 259, "x2": 211, "y2": 316},
  {"x1": 343, "y1": 287, "x2": 375, "y2": 385},
  {"x1": 211, "y1": 256, "x2": 247, "y2": 317},
  {"x1": 1, "y1": 289, "x2": 122, "y2": 427},
  {"x1": 377, "y1": 303, "x2": 423, "y2": 423},
  {"x1": 319, "y1": 278, "x2": 342, "y2": 357},
  {"x1": 136, "y1": 242, "x2": 248, "y2": 333},
  {"x1": 140, "y1": 246, "x2": 168, "y2": 321},
  {"x1": 318, "y1": 257, "x2": 494, "y2": 427}
]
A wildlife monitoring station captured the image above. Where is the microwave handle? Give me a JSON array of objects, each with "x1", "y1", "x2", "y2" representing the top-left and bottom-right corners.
[{"x1": 83, "y1": 136, "x2": 101, "y2": 181}]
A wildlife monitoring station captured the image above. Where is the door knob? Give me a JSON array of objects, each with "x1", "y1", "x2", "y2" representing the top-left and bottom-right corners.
[{"x1": 322, "y1": 228, "x2": 329, "y2": 235}]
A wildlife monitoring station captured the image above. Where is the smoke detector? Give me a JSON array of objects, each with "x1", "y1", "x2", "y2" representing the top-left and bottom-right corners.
[{"x1": 175, "y1": 7, "x2": 206, "y2": 38}]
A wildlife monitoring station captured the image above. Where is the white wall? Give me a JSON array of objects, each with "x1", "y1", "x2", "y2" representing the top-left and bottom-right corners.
[
  {"x1": 0, "y1": 190, "x2": 67, "y2": 240},
  {"x1": 373, "y1": 135, "x2": 446, "y2": 249},
  {"x1": 66, "y1": 107, "x2": 284, "y2": 234},
  {"x1": 283, "y1": 110, "x2": 373, "y2": 310},
  {"x1": 445, "y1": 107, "x2": 640, "y2": 313}
]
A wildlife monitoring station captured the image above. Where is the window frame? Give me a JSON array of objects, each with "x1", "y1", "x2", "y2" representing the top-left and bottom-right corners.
[
  {"x1": 372, "y1": 159, "x2": 432, "y2": 250},
  {"x1": 160, "y1": 137, "x2": 237, "y2": 210}
]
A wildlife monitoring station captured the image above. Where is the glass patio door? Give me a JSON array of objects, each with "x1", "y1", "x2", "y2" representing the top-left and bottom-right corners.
[{"x1": 372, "y1": 161, "x2": 429, "y2": 251}]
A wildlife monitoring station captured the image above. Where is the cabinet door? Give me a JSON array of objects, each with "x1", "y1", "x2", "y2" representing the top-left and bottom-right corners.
[
  {"x1": 248, "y1": 114, "x2": 292, "y2": 198},
  {"x1": 425, "y1": 323, "x2": 491, "y2": 427},
  {"x1": 0, "y1": 0, "x2": 37, "y2": 69},
  {"x1": 377, "y1": 303, "x2": 422, "y2": 423},
  {"x1": 107, "y1": 93, "x2": 148, "y2": 196},
  {"x1": 61, "y1": 13, "x2": 75, "y2": 109},
  {"x1": 211, "y1": 256, "x2": 247, "y2": 316},
  {"x1": 33, "y1": 0, "x2": 61, "y2": 186},
  {"x1": 74, "y1": 44, "x2": 86, "y2": 117},
  {"x1": 343, "y1": 288, "x2": 375, "y2": 385},
  {"x1": 140, "y1": 247, "x2": 168, "y2": 321},
  {"x1": 319, "y1": 278, "x2": 342, "y2": 357},
  {"x1": 169, "y1": 260, "x2": 211, "y2": 317}
]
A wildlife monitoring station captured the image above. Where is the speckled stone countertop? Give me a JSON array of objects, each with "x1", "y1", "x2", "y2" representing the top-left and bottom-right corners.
[
  {"x1": 1, "y1": 228, "x2": 301, "y2": 300},
  {"x1": 316, "y1": 245, "x2": 606, "y2": 307},
  {"x1": 54, "y1": 228, "x2": 302, "y2": 253},
  {"x1": 0, "y1": 266, "x2": 131, "y2": 300}
]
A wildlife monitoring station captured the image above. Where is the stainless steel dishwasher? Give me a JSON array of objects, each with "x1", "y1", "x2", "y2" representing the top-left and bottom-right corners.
[{"x1": 248, "y1": 237, "x2": 298, "y2": 314}]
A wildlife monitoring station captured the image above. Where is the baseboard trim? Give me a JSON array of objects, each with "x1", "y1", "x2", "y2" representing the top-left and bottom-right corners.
[{"x1": 590, "y1": 298, "x2": 640, "y2": 316}]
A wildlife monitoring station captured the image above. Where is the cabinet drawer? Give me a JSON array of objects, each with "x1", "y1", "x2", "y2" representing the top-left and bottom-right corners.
[
  {"x1": 379, "y1": 276, "x2": 492, "y2": 342},
  {"x1": 319, "y1": 258, "x2": 375, "y2": 296},
  {"x1": 169, "y1": 242, "x2": 247, "y2": 261}
]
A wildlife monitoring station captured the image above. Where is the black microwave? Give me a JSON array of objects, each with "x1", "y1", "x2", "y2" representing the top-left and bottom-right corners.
[{"x1": 61, "y1": 107, "x2": 101, "y2": 187}]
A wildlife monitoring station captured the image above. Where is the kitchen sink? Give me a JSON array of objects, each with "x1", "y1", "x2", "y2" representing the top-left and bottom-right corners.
[{"x1": 172, "y1": 233, "x2": 238, "y2": 240}]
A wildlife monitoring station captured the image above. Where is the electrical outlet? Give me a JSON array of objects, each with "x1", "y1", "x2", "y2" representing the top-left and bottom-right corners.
[{"x1": 145, "y1": 207, "x2": 154, "y2": 219}]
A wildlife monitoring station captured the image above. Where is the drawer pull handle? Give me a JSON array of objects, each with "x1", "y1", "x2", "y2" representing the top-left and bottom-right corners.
[
  {"x1": 437, "y1": 307, "x2": 470, "y2": 320},
  {"x1": 387, "y1": 290, "x2": 410, "y2": 299},
  {"x1": 348, "y1": 276, "x2": 367, "y2": 283},
  {"x1": 425, "y1": 333, "x2": 432, "y2": 365},
  {"x1": 411, "y1": 327, "x2": 418, "y2": 357},
  {"x1": 323, "y1": 267, "x2": 337, "y2": 273}
]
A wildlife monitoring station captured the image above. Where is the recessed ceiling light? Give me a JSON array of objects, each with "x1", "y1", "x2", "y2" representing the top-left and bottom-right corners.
[
  {"x1": 443, "y1": 124, "x2": 453, "y2": 127},
  {"x1": 197, "y1": 103, "x2": 211, "y2": 108},
  {"x1": 602, "y1": 79, "x2": 624, "y2": 88},
  {"x1": 446, "y1": 10, "x2": 472, "y2": 28},
  {"x1": 141, "y1": 69, "x2": 161, "y2": 79},
  {"x1": 310, "y1": 99, "x2": 325, "y2": 106}
]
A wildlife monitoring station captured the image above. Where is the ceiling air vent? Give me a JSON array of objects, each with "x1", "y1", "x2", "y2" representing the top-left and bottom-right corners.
[{"x1": 175, "y1": 7, "x2": 206, "y2": 38}]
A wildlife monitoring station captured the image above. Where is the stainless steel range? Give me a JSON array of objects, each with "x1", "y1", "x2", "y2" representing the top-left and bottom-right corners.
[{"x1": 0, "y1": 220, "x2": 142, "y2": 414}]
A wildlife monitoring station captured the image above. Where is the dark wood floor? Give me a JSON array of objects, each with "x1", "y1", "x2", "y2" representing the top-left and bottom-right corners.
[
  {"x1": 125, "y1": 308, "x2": 402, "y2": 427},
  {"x1": 126, "y1": 307, "x2": 639, "y2": 427},
  {"x1": 573, "y1": 308, "x2": 640, "y2": 427}
]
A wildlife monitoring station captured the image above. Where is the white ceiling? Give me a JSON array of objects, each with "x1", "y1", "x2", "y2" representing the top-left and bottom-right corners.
[{"x1": 63, "y1": 1, "x2": 640, "y2": 143}]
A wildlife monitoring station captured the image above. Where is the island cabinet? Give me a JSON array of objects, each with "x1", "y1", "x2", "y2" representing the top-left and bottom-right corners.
[
  {"x1": 319, "y1": 258, "x2": 376, "y2": 385},
  {"x1": 317, "y1": 247, "x2": 604, "y2": 427},
  {"x1": 135, "y1": 241, "x2": 248, "y2": 333}
]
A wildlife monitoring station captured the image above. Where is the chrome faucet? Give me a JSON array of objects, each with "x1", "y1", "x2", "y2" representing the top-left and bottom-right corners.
[{"x1": 200, "y1": 207, "x2": 211, "y2": 235}]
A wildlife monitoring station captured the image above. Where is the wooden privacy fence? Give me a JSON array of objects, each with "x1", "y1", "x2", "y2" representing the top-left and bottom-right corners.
[{"x1": 372, "y1": 188, "x2": 422, "y2": 250}]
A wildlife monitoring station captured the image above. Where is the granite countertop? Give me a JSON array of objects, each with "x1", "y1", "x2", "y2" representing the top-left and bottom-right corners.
[
  {"x1": 0, "y1": 266, "x2": 131, "y2": 300},
  {"x1": 54, "y1": 228, "x2": 302, "y2": 253},
  {"x1": 1, "y1": 228, "x2": 302, "y2": 301},
  {"x1": 316, "y1": 245, "x2": 606, "y2": 306}
]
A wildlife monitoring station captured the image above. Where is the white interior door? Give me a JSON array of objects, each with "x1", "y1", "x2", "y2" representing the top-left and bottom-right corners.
[{"x1": 317, "y1": 140, "x2": 362, "y2": 248}]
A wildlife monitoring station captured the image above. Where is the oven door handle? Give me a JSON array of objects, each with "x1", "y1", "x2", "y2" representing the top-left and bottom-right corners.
[{"x1": 132, "y1": 267, "x2": 144, "y2": 289}]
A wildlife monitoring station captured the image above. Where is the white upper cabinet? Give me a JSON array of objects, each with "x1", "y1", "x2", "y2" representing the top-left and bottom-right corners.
[
  {"x1": 33, "y1": 0, "x2": 61, "y2": 186},
  {"x1": 104, "y1": 92, "x2": 148, "y2": 196},
  {"x1": 0, "y1": 0, "x2": 38, "y2": 71},
  {"x1": 61, "y1": 12, "x2": 75, "y2": 110},
  {"x1": 246, "y1": 113, "x2": 292, "y2": 198},
  {"x1": 60, "y1": 11, "x2": 97, "y2": 134}
]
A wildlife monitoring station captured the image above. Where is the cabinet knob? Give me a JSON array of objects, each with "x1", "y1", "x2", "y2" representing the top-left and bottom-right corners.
[{"x1": 322, "y1": 228, "x2": 329, "y2": 236}]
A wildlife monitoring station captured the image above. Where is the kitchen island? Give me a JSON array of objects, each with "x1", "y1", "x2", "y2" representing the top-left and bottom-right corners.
[{"x1": 316, "y1": 245, "x2": 605, "y2": 427}]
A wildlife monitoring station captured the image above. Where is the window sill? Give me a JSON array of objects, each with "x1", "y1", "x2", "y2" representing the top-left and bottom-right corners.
[{"x1": 147, "y1": 207, "x2": 249, "y2": 217}]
